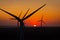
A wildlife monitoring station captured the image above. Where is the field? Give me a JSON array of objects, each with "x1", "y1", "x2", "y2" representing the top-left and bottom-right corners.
[{"x1": 0, "y1": 26, "x2": 60, "y2": 40}]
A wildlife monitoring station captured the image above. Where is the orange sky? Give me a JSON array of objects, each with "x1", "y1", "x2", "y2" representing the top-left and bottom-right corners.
[{"x1": 0, "y1": 0, "x2": 60, "y2": 27}]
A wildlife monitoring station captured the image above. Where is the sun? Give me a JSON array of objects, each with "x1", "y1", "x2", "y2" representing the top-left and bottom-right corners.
[{"x1": 34, "y1": 25, "x2": 37, "y2": 27}]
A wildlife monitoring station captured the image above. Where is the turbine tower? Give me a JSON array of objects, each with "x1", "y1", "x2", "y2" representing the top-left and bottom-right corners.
[{"x1": 0, "y1": 4, "x2": 46, "y2": 40}]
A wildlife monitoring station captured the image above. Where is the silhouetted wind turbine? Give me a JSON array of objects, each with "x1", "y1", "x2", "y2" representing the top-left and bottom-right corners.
[
  {"x1": 38, "y1": 15, "x2": 45, "y2": 27},
  {"x1": 0, "y1": 4, "x2": 46, "y2": 40},
  {"x1": 38, "y1": 14, "x2": 46, "y2": 32}
]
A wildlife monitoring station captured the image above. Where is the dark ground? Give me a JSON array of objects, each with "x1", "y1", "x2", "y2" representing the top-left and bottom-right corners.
[{"x1": 0, "y1": 27, "x2": 60, "y2": 40}]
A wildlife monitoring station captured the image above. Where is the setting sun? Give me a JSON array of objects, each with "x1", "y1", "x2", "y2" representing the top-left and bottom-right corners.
[{"x1": 34, "y1": 25, "x2": 37, "y2": 27}]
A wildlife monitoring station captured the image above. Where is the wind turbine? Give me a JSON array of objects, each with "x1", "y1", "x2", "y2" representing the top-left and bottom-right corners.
[
  {"x1": 38, "y1": 14, "x2": 45, "y2": 27},
  {"x1": 38, "y1": 14, "x2": 46, "y2": 32},
  {"x1": 0, "y1": 4, "x2": 46, "y2": 40}
]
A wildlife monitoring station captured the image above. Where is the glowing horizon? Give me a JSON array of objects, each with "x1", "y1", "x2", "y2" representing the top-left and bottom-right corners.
[{"x1": 0, "y1": 0, "x2": 60, "y2": 27}]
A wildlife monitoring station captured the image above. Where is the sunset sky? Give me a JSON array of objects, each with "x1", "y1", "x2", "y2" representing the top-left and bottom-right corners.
[{"x1": 0, "y1": 0, "x2": 60, "y2": 27}]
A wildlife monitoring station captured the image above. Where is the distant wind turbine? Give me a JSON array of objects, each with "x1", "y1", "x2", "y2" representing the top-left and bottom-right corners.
[
  {"x1": 38, "y1": 14, "x2": 45, "y2": 27},
  {"x1": 38, "y1": 14, "x2": 46, "y2": 32},
  {"x1": 0, "y1": 4, "x2": 46, "y2": 40}
]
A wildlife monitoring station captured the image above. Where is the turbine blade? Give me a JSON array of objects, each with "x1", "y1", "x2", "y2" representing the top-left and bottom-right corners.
[
  {"x1": 22, "y1": 8, "x2": 30, "y2": 19},
  {"x1": 0, "y1": 8, "x2": 21, "y2": 21},
  {"x1": 41, "y1": 15, "x2": 44, "y2": 20},
  {"x1": 22, "y1": 4, "x2": 46, "y2": 21},
  {"x1": 18, "y1": 11, "x2": 22, "y2": 17}
]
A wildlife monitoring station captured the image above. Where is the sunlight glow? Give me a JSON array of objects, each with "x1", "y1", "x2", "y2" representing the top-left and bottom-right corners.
[{"x1": 34, "y1": 25, "x2": 37, "y2": 27}]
